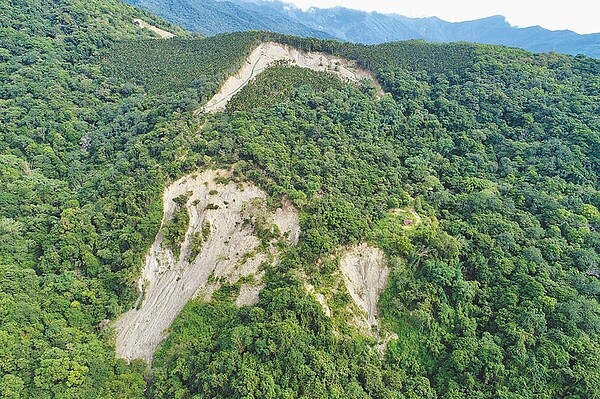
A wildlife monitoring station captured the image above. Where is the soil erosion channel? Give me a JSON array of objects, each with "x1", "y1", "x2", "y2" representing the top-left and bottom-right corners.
[{"x1": 115, "y1": 169, "x2": 299, "y2": 363}]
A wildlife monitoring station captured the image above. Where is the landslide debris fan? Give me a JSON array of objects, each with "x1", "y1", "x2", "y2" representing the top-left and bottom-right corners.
[{"x1": 115, "y1": 169, "x2": 299, "y2": 363}]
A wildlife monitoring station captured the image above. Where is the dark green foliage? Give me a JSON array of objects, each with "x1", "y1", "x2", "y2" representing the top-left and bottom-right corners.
[
  {"x1": 227, "y1": 63, "x2": 345, "y2": 112},
  {"x1": 0, "y1": 0, "x2": 192, "y2": 397},
  {"x1": 102, "y1": 32, "x2": 476, "y2": 96},
  {"x1": 154, "y1": 38, "x2": 600, "y2": 398},
  {"x1": 151, "y1": 278, "x2": 403, "y2": 399},
  {"x1": 102, "y1": 32, "x2": 264, "y2": 95},
  {"x1": 161, "y1": 203, "x2": 189, "y2": 259},
  {"x1": 188, "y1": 231, "x2": 203, "y2": 260},
  {"x1": 3, "y1": 0, "x2": 600, "y2": 397},
  {"x1": 202, "y1": 220, "x2": 212, "y2": 241}
]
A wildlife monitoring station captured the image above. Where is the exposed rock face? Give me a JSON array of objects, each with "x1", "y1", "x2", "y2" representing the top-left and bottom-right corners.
[
  {"x1": 115, "y1": 169, "x2": 299, "y2": 363},
  {"x1": 305, "y1": 243, "x2": 394, "y2": 354},
  {"x1": 339, "y1": 243, "x2": 389, "y2": 332}
]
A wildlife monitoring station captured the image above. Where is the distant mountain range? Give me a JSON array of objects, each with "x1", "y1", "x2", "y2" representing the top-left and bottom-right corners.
[
  {"x1": 125, "y1": 0, "x2": 600, "y2": 58},
  {"x1": 124, "y1": 0, "x2": 334, "y2": 39}
]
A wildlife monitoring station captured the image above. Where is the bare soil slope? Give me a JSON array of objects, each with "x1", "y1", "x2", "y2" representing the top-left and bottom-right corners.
[
  {"x1": 339, "y1": 243, "x2": 389, "y2": 332},
  {"x1": 133, "y1": 18, "x2": 175, "y2": 38},
  {"x1": 115, "y1": 169, "x2": 299, "y2": 363},
  {"x1": 200, "y1": 41, "x2": 384, "y2": 113},
  {"x1": 305, "y1": 243, "x2": 395, "y2": 354}
]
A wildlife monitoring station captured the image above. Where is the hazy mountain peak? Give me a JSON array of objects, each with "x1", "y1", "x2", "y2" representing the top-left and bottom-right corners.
[{"x1": 126, "y1": 0, "x2": 600, "y2": 57}]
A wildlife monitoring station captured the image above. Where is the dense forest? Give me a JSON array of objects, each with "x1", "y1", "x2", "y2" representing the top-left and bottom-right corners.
[{"x1": 1, "y1": 0, "x2": 599, "y2": 398}]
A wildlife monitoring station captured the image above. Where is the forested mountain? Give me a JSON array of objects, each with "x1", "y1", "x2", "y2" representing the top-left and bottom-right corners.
[
  {"x1": 0, "y1": 0, "x2": 194, "y2": 397},
  {"x1": 2, "y1": 0, "x2": 600, "y2": 398},
  {"x1": 125, "y1": 0, "x2": 600, "y2": 58},
  {"x1": 279, "y1": 6, "x2": 600, "y2": 57},
  {"x1": 123, "y1": 0, "x2": 333, "y2": 38}
]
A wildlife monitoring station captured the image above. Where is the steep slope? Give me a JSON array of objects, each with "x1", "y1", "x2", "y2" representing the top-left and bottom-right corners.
[
  {"x1": 339, "y1": 244, "x2": 389, "y2": 332},
  {"x1": 116, "y1": 169, "x2": 299, "y2": 362},
  {"x1": 102, "y1": 31, "x2": 478, "y2": 99},
  {"x1": 0, "y1": 0, "x2": 190, "y2": 397},
  {"x1": 148, "y1": 37, "x2": 600, "y2": 398},
  {"x1": 102, "y1": 31, "x2": 265, "y2": 95},
  {"x1": 4, "y1": 0, "x2": 600, "y2": 397},
  {"x1": 200, "y1": 41, "x2": 383, "y2": 113},
  {"x1": 306, "y1": 243, "x2": 390, "y2": 334}
]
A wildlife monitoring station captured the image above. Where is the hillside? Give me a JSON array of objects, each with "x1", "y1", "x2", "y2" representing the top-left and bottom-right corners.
[
  {"x1": 199, "y1": 41, "x2": 384, "y2": 113},
  {"x1": 139, "y1": 38, "x2": 600, "y2": 398},
  {"x1": 0, "y1": 0, "x2": 194, "y2": 397},
  {"x1": 2, "y1": 1, "x2": 600, "y2": 399},
  {"x1": 126, "y1": 0, "x2": 600, "y2": 58}
]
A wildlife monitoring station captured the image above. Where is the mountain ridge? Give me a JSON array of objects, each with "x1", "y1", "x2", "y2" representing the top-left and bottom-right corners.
[
  {"x1": 124, "y1": 0, "x2": 334, "y2": 38},
  {"x1": 127, "y1": 0, "x2": 600, "y2": 57},
  {"x1": 3, "y1": 0, "x2": 600, "y2": 397}
]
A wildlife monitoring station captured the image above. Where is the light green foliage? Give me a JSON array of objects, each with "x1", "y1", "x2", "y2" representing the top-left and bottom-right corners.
[
  {"x1": 2, "y1": 0, "x2": 600, "y2": 397},
  {"x1": 370, "y1": 214, "x2": 415, "y2": 257},
  {"x1": 162, "y1": 193, "x2": 191, "y2": 258},
  {"x1": 153, "y1": 37, "x2": 600, "y2": 398}
]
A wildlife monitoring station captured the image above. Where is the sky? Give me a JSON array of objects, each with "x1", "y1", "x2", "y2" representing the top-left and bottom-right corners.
[{"x1": 281, "y1": 0, "x2": 599, "y2": 34}]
